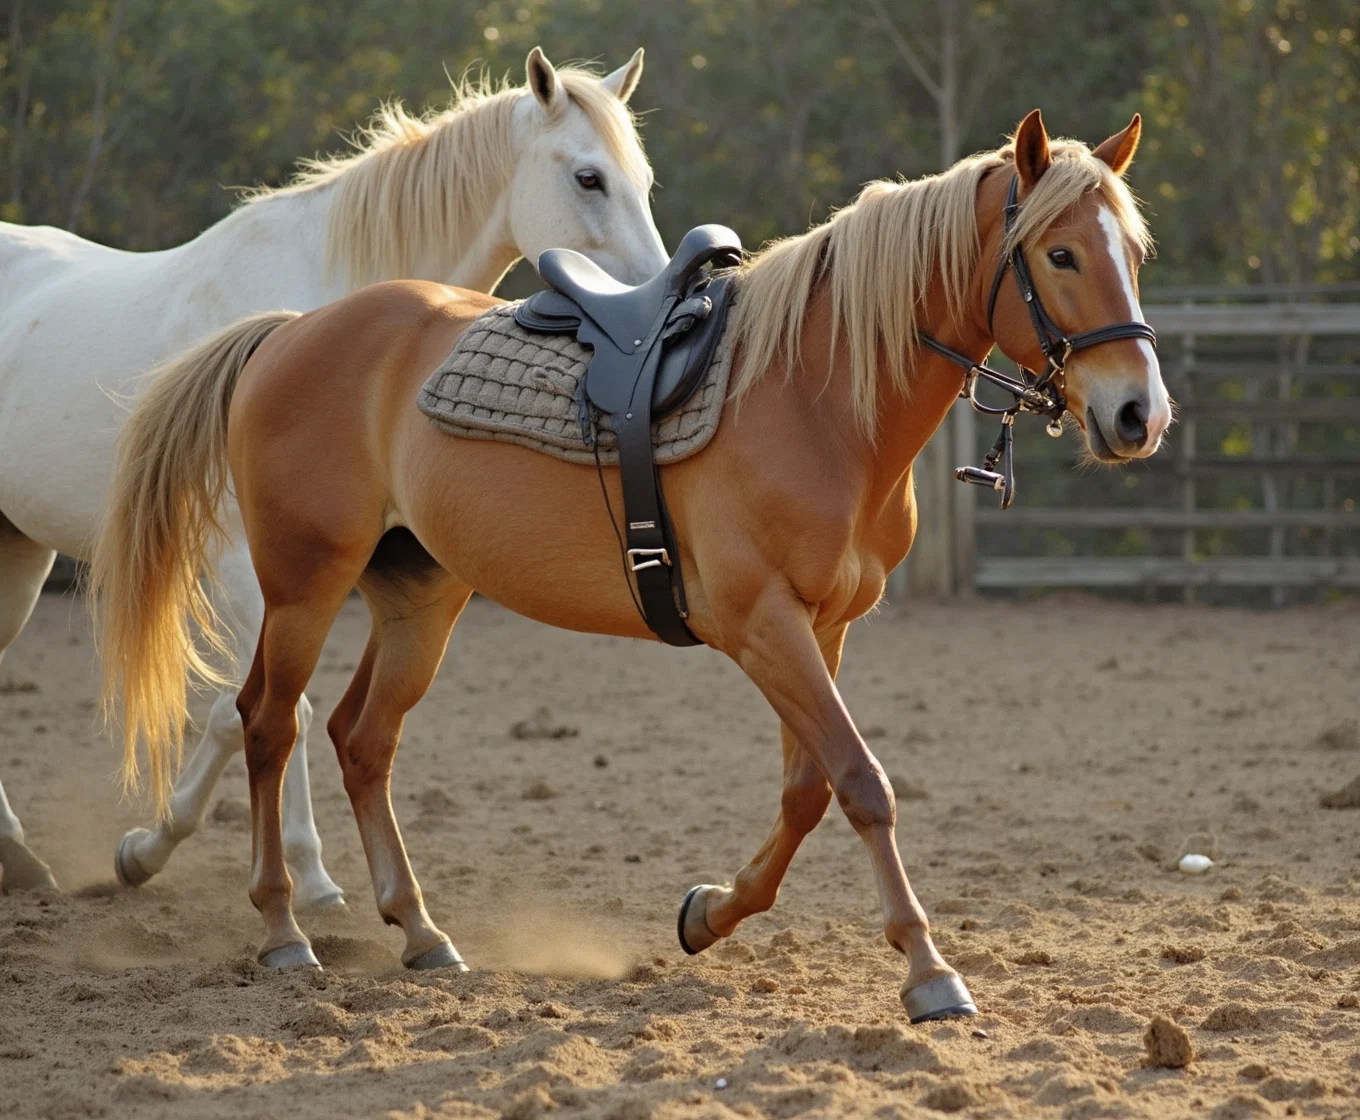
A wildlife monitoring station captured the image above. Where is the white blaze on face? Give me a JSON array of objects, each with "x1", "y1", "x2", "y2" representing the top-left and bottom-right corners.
[{"x1": 1096, "y1": 205, "x2": 1172, "y2": 448}]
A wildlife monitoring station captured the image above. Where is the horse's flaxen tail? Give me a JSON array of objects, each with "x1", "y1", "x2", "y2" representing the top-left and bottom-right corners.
[{"x1": 90, "y1": 310, "x2": 300, "y2": 819}]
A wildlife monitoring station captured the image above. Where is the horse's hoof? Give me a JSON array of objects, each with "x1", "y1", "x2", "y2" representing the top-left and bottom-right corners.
[
  {"x1": 114, "y1": 830, "x2": 154, "y2": 888},
  {"x1": 900, "y1": 974, "x2": 979, "y2": 1024},
  {"x1": 296, "y1": 889, "x2": 346, "y2": 912},
  {"x1": 0, "y1": 840, "x2": 60, "y2": 893},
  {"x1": 677, "y1": 884, "x2": 722, "y2": 955},
  {"x1": 259, "y1": 941, "x2": 322, "y2": 970},
  {"x1": 405, "y1": 941, "x2": 468, "y2": 972}
]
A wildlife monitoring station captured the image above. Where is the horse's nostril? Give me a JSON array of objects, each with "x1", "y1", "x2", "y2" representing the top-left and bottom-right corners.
[{"x1": 1115, "y1": 398, "x2": 1149, "y2": 446}]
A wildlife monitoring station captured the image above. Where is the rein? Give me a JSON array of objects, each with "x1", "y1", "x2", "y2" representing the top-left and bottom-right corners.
[{"x1": 919, "y1": 175, "x2": 1157, "y2": 508}]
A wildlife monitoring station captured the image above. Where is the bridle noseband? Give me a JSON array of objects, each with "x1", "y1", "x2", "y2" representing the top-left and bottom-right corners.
[{"x1": 920, "y1": 175, "x2": 1157, "y2": 508}]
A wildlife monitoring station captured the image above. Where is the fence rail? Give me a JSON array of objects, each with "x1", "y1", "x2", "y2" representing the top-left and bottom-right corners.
[
  {"x1": 977, "y1": 557, "x2": 1360, "y2": 589},
  {"x1": 969, "y1": 292, "x2": 1360, "y2": 603}
]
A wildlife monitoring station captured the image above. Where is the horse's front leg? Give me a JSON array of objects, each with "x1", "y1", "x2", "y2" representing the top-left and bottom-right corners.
[
  {"x1": 679, "y1": 692, "x2": 834, "y2": 950},
  {"x1": 721, "y1": 586, "x2": 975, "y2": 1023}
]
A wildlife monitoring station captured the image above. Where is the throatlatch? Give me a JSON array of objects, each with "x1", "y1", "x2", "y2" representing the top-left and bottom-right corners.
[{"x1": 920, "y1": 175, "x2": 1157, "y2": 509}]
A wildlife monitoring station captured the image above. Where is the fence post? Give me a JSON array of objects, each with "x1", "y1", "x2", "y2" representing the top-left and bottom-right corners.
[
  {"x1": 1178, "y1": 314, "x2": 1197, "y2": 605},
  {"x1": 905, "y1": 431, "x2": 954, "y2": 597}
]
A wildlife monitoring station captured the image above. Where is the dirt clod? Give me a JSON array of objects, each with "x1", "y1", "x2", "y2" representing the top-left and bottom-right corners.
[{"x1": 1144, "y1": 1014, "x2": 1195, "y2": 1068}]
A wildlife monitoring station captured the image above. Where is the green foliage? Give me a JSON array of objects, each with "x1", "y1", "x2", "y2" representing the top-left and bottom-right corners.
[{"x1": 1, "y1": 0, "x2": 1355, "y2": 290}]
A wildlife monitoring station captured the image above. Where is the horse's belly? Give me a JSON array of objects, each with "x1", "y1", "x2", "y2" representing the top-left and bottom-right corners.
[{"x1": 399, "y1": 436, "x2": 675, "y2": 643}]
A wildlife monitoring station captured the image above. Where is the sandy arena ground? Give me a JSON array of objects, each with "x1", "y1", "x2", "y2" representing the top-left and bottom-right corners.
[{"x1": 1, "y1": 591, "x2": 1358, "y2": 1119}]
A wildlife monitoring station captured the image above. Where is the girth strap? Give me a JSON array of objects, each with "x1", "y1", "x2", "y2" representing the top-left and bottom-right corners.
[{"x1": 612, "y1": 322, "x2": 703, "y2": 647}]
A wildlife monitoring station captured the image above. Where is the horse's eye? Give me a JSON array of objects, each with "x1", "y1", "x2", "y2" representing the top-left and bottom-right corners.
[
  {"x1": 575, "y1": 170, "x2": 604, "y2": 192},
  {"x1": 1048, "y1": 247, "x2": 1076, "y2": 270}
]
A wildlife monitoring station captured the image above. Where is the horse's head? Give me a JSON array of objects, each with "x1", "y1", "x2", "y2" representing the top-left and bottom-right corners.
[
  {"x1": 509, "y1": 48, "x2": 667, "y2": 286},
  {"x1": 987, "y1": 111, "x2": 1171, "y2": 462}
]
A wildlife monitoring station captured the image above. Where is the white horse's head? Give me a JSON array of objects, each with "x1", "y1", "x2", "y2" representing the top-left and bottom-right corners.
[{"x1": 508, "y1": 48, "x2": 668, "y2": 286}]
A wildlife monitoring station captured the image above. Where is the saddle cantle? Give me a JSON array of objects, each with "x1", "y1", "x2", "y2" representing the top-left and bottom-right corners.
[{"x1": 515, "y1": 224, "x2": 742, "y2": 648}]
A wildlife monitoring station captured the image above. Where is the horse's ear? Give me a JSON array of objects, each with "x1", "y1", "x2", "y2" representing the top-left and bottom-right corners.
[
  {"x1": 526, "y1": 47, "x2": 561, "y2": 114},
  {"x1": 1014, "y1": 109, "x2": 1052, "y2": 190},
  {"x1": 601, "y1": 48, "x2": 644, "y2": 104},
  {"x1": 1092, "y1": 113, "x2": 1142, "y2": 177}
]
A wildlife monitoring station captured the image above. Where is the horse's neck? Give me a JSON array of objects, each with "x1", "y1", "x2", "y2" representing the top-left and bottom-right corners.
[
  {"x1": 437, "y1": 198, "x2": 519, "y2": 292},
  {"x1": 782, "y1": 285, "x2": 981, "y2": 499},
  {"x1": 874, "y1": 276, "x2": 993, "y2": 490},
  {"x1": 181, "y1": 191, "x2": 341, "y2": 306},
  {"x1": 185, "y1": 181, "x2": 520, "y2": 303}
]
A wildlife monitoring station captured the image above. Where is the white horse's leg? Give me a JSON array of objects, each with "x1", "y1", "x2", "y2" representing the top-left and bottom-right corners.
[
  {"x1": 0, "y1": 518, "x2": 59, "y2": 892},
  {"x1": 116, "y1": 538, "x2": 343, "y2": 906},
  {"x1": 281, "y1": 692, "x2": 344, "y2": 908}
]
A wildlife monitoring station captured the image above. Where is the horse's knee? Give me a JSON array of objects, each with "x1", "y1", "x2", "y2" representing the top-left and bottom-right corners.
[
  {"x1": 834, "y1": 759, "x2": 896, "y2": 832},
  {"x1": 337, "y1": 734, "x2": 398, "y2": 800}
]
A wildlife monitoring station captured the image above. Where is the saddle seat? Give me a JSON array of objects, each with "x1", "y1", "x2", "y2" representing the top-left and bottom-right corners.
[
  {"x1": 517, "y1": 224, "x2": 741, "y2": 417},
  {"x1": 537, "y1": 224, "x2": 740, "y2": 356}
]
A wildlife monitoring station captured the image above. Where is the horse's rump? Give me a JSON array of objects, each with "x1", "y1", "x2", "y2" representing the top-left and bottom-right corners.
[{"x1": 415, "y1": 303, "x2": 735, "y2": 466}]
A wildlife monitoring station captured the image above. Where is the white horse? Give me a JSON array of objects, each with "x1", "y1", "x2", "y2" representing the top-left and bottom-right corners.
[{"x1": 0, "y1": 48, "x2": 666, "y2": 902}]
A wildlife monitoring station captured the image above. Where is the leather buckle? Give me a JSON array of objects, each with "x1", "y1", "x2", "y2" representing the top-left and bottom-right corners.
[{"x1": 627, "y1": 547, "x2": 670, "y2": 572}]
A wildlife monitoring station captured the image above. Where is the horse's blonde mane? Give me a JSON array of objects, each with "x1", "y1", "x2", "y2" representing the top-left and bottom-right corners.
[
  {"x1": 728, "y1": 136, "x2": 1151, "y2": 435},
  {"x1": 246, "y1": 68, "x2": 645, "y2": 289}
]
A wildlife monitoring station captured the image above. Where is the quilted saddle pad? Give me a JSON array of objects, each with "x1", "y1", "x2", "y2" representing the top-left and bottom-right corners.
[{"x1": 416, "y1": 303, "x2": 734, "y2": 467}]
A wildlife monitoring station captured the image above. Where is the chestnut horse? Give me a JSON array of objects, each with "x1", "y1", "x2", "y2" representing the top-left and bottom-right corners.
[{"x1": 93, "y1": 110, "x2": 1170, "y2": 1020}]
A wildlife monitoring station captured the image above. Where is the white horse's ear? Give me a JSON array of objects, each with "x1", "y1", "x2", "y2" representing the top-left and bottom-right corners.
[
  {"x1": 526, "y1": 47, "x2": 560, "y2": 113},
  {"x1": 601, "y1": 48, "x2": 645, "y2": 104}
]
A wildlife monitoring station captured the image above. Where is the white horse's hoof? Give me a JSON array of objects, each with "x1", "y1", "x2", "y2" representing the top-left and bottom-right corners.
[
  {"x1": 296, "y1": 888, "x2": 346, "y2": 911},
  {"x1": 0, "y1": 838, "x2": 60, "y2": 893},
  {"x1": 259, "y1": 941, "x2": 322, "y2": 970},
  {"x1": 677, "y1": 884, "x2": 723, "y2": 955},
  {"x1": 405, "y1": 941, "x2": 467, "y2": 971},
  {"x1": 900, "y1": 974, "x2": 978, "y2": 1024},
  {"x1": 114, "y1": 829, "x2": 154, "y2": 887}
]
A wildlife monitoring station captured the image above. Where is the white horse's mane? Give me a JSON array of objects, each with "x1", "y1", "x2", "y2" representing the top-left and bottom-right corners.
[
  {"x1": 728, "y1": 137, "x2": 1151, "y2": 435},
  {"x1": 245, "y1": 70, "x2": 644, "y2": 289}
]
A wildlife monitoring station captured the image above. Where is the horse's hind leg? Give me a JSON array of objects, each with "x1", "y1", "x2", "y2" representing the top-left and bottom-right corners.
[
  {"x1": 0, "y1": 514, "x2": 59, "y2": 892},
  {"x1": 239, "y1": 573, "x2": 355, "y2": 968},
  {"x1": 679, "y1": 724, "x2": 831, "y2": 953},
  {"x1": 115, "y1": 539, "x2": 345, "y2": 908},
  {"x1": 330, "y1": 540, "x2": 471, "y2": 969}
]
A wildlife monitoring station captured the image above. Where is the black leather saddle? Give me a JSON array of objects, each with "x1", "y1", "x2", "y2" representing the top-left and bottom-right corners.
[{"x1": 515, "y1": 224, "x2": 742, "y2": 647}]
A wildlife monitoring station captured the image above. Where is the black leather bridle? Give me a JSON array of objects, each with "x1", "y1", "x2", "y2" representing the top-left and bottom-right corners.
[{"x1": 919, "y1": 175, "x2": 1158, "y2": 508}]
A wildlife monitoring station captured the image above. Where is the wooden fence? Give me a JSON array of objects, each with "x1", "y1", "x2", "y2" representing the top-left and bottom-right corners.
[{"x1": 970, "y1": 289, "x2": 1360, "y2": 603}]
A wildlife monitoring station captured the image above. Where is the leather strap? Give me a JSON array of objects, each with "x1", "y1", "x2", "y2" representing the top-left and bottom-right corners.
[{"x1": 615, "y1": 333, "x2": 702, "y2": 647}]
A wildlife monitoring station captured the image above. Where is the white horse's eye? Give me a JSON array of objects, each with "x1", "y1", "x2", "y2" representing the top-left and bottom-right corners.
[{"x1": 575, "y1": 169, "x2": 604, "y2": 192}]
